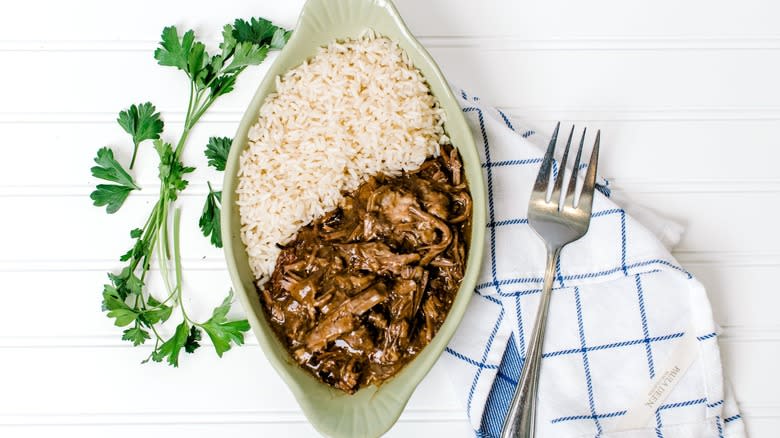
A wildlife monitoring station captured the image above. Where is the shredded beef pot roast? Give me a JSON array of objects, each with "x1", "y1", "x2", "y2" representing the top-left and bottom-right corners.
[{"x1": 260, "y1": 145, "x2": 472, "y2": 393}]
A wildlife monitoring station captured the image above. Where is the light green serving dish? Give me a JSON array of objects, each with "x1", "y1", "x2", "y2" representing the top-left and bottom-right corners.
[{"x1": 221, "y1": 0, "x2": 486, "y2": 436}]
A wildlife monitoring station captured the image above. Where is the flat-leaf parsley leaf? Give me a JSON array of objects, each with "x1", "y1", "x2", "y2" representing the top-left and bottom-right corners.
[
  {"x1": 204, "y1": 136, "x2": 232, "y2": 171},
  {"x1": 198, "y1": 291, "x2": 251, "y2": 357},
  {"x1": 199, "y1": 182, "x2": 222, "y2": 248},
  {"x1": 90, "y1": 147, "x2": 140, "y2": 213}
]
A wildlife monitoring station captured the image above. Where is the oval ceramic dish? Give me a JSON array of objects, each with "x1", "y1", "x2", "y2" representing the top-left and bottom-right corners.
[{"x1": 221, "y1": 0, "x2": 486, "y2": 436}]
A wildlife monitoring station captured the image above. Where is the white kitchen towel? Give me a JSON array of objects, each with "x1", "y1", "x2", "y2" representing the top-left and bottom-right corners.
[{"x1": 443, "y1": 89, "x2": 746, "y2": 438}]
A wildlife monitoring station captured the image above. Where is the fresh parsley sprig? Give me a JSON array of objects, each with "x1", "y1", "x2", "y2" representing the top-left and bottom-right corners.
[
  {"x1": 117, "y1": 102, "x2": 163, "y2": 169},
  {"x1": 199, "y1": 136, "x2": 232, "y2": 248},
  {"x1": 200, "y1": 182, "x2": 223, "y2": 248},
  {"x1": 90, "y1": 18, "x2": 290, "y2": 366}
]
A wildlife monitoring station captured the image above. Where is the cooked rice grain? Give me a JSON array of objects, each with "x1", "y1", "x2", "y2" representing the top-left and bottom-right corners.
[{"x1": 237, "y1": 33, "x2": 447, "y2": 283}]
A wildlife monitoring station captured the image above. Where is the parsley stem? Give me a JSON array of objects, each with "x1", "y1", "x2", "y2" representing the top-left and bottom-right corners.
[
  {"x1": 136, "y1": 203, "x2": 164, "y2": 310},
  {"x1": 172, "y1": 207, "x2": 193, "y2": 324},
  {"x1": 185, "y1": 81, "x2": 196, "y2": 126},
  {"x1": 129, "y1": 142, "x2": 140, "y2": 170},
  {"x1": 126, "y1": 201, "x2": 161, "y2": 290},
  {"x1": 149, "y1": 323, "x2": 164, "y2": 345},
  {"x1": 157, "y1": 186, "x2": 172, "y2": 260},
  {"x1": 174, "y1": 127, "x2": 192, "y2": 158},
  {"x1": 190, "y1": 93, "x2": 220, "y2": 127},
  {"x1": 172, "y1": 82, "x2": 198, "y2": 158},
  {"x1": 174, "y1": 91, "x2": 203, "y2": 157},
  {"x1": 157, "y1": 222, "x2": 176, "y2": 302}
]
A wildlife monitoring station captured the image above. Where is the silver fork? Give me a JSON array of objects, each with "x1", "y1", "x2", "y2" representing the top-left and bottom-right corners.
[{"x1": 500, "y1": 123, "x2": 601, "y2": 438}]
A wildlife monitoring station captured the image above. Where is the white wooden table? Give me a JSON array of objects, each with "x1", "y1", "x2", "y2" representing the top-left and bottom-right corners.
[{"x1": 0, "y1": 1, "x2": 776, "y2": 436}]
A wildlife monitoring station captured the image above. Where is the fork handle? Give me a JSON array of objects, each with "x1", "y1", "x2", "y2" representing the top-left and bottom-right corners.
[{"x1": 500, "y1": 246, "x2": 560, "y2": 438}]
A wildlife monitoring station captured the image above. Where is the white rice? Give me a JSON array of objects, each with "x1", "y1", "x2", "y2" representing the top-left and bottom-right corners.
[{"x1": 236, "y1": 32, "x2": 447, "y2": 284}]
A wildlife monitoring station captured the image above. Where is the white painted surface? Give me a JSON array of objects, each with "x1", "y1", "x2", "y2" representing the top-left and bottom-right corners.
[{"x1": 0, "y1": 0, "x2": 776, "y2": 436}]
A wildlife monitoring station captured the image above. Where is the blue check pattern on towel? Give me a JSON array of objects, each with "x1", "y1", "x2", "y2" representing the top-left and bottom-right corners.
[{"x1": 443, "y1": 90, "x2": 746, "y2": 437}]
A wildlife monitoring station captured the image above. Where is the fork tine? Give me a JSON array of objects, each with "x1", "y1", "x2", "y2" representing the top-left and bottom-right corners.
[
  {"x1": 532, "y1": 122, "x2": 560, "y2": 197},
  {"x1": 553, "y1": 125, "x2": 575, "y2": 210},
  {"x1": 565, "y1": 128, "x2": 587, "y2": 207},
  {"x1": 578, "y1": 130, "x2": 601, "y2": 212}
]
